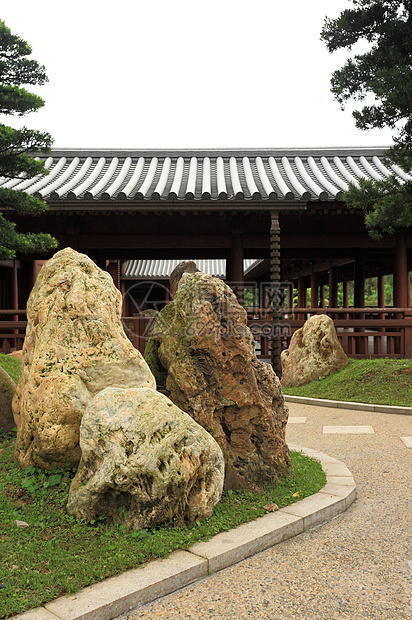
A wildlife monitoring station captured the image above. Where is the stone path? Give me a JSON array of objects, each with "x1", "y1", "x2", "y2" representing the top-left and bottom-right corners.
[{"x1": 116, "y1": 402, "x2": 412, "y2": 620}]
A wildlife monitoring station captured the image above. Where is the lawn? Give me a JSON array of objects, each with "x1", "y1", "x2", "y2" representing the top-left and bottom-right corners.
[{"x1": 282, "y1": 358, "x2": 412, "y2": 407}]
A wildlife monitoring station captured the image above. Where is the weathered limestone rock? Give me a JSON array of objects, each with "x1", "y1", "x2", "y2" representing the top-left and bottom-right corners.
[
  {"x1": 281, "y1": 314, "x2": 349, "y2": 387},
  {"x1": 145, "y1": 272, "x2": 290, "y2": 491},
  {"x1": 13, "y1": 248, "x2": 155, "y2": 470},
  {"x1": 169, "y1": 261, "x2": 199, "y2": 298},
  {"x1": 0, "y1": 367, "x2": 16, "y2": 432},
  {"x1": 67, "y1": 387, "x2": 224, "y2": 529}
]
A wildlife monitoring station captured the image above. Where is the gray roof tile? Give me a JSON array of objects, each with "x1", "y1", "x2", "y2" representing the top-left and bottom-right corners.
[{"x1": 2, "y1": 147, "x2": 406, "y2": 203}]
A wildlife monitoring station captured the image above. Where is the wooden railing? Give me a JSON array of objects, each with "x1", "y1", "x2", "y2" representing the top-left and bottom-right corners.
[
  {"x1": 2, "y1": 307, "x2": 412, "y2": 361},
  {"x1": 247, "y1": 307, "x2": 412, "y2": 360},
  {"x1": 0, "y1": 309, "x2": 27, "y2": 353}
]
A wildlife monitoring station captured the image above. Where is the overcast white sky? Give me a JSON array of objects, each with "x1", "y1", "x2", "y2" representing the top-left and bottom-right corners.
[{"x1": 1, "y1": 0, "x2": 395, "y2": 150}]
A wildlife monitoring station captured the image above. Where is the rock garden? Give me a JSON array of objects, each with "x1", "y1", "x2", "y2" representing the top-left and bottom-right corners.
[{"x1": 0, "y1": 248, "x2": 330, "y2": 618}]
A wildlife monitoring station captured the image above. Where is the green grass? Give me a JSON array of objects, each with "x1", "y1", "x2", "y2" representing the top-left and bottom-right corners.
[
  {"x1": 0, "y1": 353, "x2": 21, "y2": 385},
  {"x1": 282, "y1": 358, "x2": 412, "y2": 407},
  {"x1": 0, "y1": 434, "x2": 326, "y2": 619}
]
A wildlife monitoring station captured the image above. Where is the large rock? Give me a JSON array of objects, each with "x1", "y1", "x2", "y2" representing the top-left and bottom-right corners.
[
  {"x1": 145, "y1": 272, "x2": 290, "y2": 491},
  {"x1": 13, "y1": 248, "x2": 156, "y2": 470},
  {"x1": 0, "y1": 367, "x2": 16, "y2": 432},
  {"x1": 67, "y1": 387, "x2": 224, "y2": 529},
  {"x1": 281, "y1": 314, "x2": 349, "y2": 387}
]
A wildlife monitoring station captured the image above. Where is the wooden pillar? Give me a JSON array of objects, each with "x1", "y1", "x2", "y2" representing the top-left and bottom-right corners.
[
  {"x1": 393, "y1": 231, "x2": 408, "y2": 309},
  {"x1": 287, "y1": 284, "x2": 294, "y2": 317},
  {"x1": 328, "y1": 265, "x2": 338, "y2": 309},
  {"x1": 12, "y1": 260, "x2": 19, "y2": 350},
  {"x1": 298, "y1": 275, "x2": 306, "y2": 310},
  {"x1": 354, "y1": 251, "x2": 365, "y2": 353},
  {"x1": 12, "y1": 260, "x2": 18, "y2": 312},
  {"x1": 354, "y1": 252, "x2": 365, "y2": 309},
  {"x1": 270, "y1": 211, "x2": 282, "y2": 377},
  {"x1": 343, "y1": 278, "x2": 349, "y2": 319},
  {"x1": 229, "y1": 233, "x2": 244, "y2": 305},
  {"x1": 378, "y1": 273, "x2": 385, "y2": 309},
  {"x1": 297, "y1": 275, "x2": 306, "y2": 321},
  {"x1": 310, "y1": 269, "x2": 319, "y2": 309},
  {"x1": 320, "y1": 281, "x2": 325, "y2": 308}
]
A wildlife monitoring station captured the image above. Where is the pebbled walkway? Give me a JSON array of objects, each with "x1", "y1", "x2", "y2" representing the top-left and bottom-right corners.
[{"x1": 117, "y1": 403, "x2": 412, "y2": 620}]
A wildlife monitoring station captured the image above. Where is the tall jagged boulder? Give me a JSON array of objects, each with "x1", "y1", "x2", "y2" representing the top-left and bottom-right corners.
[
  {"x1": 281, "y1": 314, "x2": 349, "y2": 387},
  {"x1": 13, "y1": 248, "x2": 155, "y2": 470},
  {"x1": 145, "y1": 271, "x2": 290, "y2": 491},
  {"x1": 67, "y1": 387, "x2": 224, "y2": 529}
]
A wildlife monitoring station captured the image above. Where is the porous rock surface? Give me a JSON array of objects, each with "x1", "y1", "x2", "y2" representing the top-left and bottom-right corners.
[
  {"x1": 67, "y1": 386, "x2": 224, "y2": 529},
  {"x1": 281, "y1": 314, "x2": 349, "y2": 387},
  {"x1": 0, "y1": 367, "x2": 17, "y2": 432},
  {"x1": 145, "y1": 271, "x2": 290, "y2": 491},
  {"x1": 13, "y1": 248, "x2": 155, "y2": 470}
]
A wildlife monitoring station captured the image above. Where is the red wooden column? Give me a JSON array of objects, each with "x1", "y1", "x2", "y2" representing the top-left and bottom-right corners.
[
  {"x1": 354, "y1": 251, "x2": 365, "y2": 309},
  {"x1": 12, "y1": 260, "x2": 19, "y2": 314},
  {"x1": 343, "y1": 278, "x2": 349, "y2": 316},
  {"x1": 354, "y1": 251, "x2": 365, "y2": 354},
  {"x1": 11, "y1": 260, "x2": 19, "y2": 352},
  {"x1": 378, "y1": 273, "x2": 385, "y2": 309},
  {"x1": 297, "y1": 275, "x2": 306, "y2": 320},
  {"x1": 270, "y1": 210, "x2": 282, "y2": 377},
  {"x1": 328, "y1": 264, "x2": 338, "y2": 311},
  {"x1": 376, "y1": 272, "x2": 386, "y2": 354},
  {"x1": 310, "y1": 269, "x2": 319, "y2": 309},
  {"x1": 320, "y1": 280, "x2": 326, "y2": 308},
  {"x1": 393, "y1": 231, "x2": 408, "y2": 308}
]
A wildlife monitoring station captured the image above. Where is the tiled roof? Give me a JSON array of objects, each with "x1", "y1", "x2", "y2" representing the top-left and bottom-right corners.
[
  {"x1": 123, "y1": 259, "x2": 257, "y2": 279},
  {"x1": 1, "y1": 147, "x2": 407, "y2": 203}
]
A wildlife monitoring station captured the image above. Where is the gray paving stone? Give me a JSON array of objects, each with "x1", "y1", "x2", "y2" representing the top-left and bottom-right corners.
[
  {"x1": 377, "y1": 405, "x2": 412, "y2": 416},
  {"x1": 189, "y1": 511, "x2": 303, "y2": 574},
  {"x1": 319, "y1": 483, "x2": 357, "y2": 509},
  {"x1": 320, "y1": 461, "x2": 353, "y2": 477},
  {"x1": 289, "y1": 444, "x2": 341, "y2": 464},
  {"x1": 302, "y1": 398, "x2": 338, "y2": 408},
  {"x1": 279, "y1": 492, "x2": 346, "y2": 530},
  {"x1": 287, "y1": 417, "x2": 307, "y2": 424},
  {"x1": 283, "y1": 394, "x2": 412, "y2": 416},
  {"x1": 323, "y1": 425, "x2": 375, "y2": 434},
  {"x1": 338, "y1": 401, "x2": 376, "y2": 411},
  {"x1": 283, "y1": 396, "x2": 309, "y2": 404},
  {"x1": 326, "y1": 475, "x2": 356, "y2": 486}
]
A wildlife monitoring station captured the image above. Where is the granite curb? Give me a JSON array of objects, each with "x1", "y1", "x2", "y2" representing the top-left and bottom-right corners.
[
  {"x1": 284, "y1": 394, "x2": 412, "y2": 415},
  {"x1": 9, "y1": 445, "x2": 357, "y2": 620}
]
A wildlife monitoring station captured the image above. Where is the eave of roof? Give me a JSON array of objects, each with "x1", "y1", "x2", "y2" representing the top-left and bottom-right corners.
[{"x1": 1, "y1": 146, "x2": 407, "y2": 205}]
